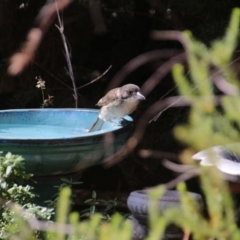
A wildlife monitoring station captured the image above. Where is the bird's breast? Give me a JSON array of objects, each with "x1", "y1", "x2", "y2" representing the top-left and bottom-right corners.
[{"x1": 99, "y1": 98, "x2": 139, "y2": 121}]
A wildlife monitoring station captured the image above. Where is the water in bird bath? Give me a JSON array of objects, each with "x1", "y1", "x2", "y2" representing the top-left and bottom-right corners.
[{"x1": 0, "y1": 124, "x2": 88, "y2": 139}]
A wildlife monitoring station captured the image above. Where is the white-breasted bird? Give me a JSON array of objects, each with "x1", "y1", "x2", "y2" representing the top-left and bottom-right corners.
[{"x1": 88, "y1": 84, "x2": 145, "y2": 132}]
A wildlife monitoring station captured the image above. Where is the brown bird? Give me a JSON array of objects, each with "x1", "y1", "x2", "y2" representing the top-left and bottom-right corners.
[{"x1": 88, "y1": 84, "x2": 145, "y2": 132}]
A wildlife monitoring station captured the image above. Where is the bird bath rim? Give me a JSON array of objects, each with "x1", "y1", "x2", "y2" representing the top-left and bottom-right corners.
[{"x1": 0, "y1": 108, "x2": 133, "y2": 145}]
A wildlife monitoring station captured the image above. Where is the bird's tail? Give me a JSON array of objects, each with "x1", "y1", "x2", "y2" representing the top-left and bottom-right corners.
[{"x1": 88, "y1": 117, "x2": 104, "y2": 132}]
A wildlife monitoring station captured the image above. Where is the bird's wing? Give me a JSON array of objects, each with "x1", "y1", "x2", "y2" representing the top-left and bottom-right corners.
[
  {"x1": 96, "y1": 88, "x2": 119, "y2": 107},
  {"x1": 96, "y1": 97, "x2": 108, "y2": 106}
]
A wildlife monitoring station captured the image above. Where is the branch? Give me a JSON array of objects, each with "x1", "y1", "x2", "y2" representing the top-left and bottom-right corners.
[
  {"x1": 107, "y1": 49, "x2": 183, "y2": 91},
  {"x1": 55, "y1": 0, "x2": 78, "y2": 107},
  {"x1": 8, "y1": 0, "x2": 72, "y2": 76},
  {"x1": 2, "y1": 199, "x2": 75, "y2": 234},
  {"x1": 141, "y1": 52, "x2": 186, "y2": 97},
  {"x1": 139, "y1": 149, "x2": 179, "y2": 160},
  {"x1": 104, "y1": 95, "x2": 223, "y2": 167},
  {"x1": 77, "y1": 65, "x2": 112, "y2": 90},
  {"x1": 89, "y1": 0, "x2": 107, "y2": 35}
]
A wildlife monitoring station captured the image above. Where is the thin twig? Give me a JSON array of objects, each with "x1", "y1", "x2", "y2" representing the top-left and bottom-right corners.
[
  {"x1": 165, "y1": 169, "x2": 200, "y2": 189},
  {"x1": 34, "y1": 63, "x2": 112, "y2": 91},
  {"x1": 28, "y1": 219, "x2": 74, "y2": 233},
  {"x1": 139, "y1": 149, "x2": 179, "y2": 160},
  {"x1": 104, "y1": 95, "x2": 223, "y2": 167},
  {"x1": 151, "y1": 31, "x2": 190, "y2": 52},
  {"x1": 33, "y1": 60, "x2": 73, "y2": 90},
  {"x1": 8, "y1": 0, "x2": 72, "y2": 75},
  {"x1": 141, "y1": 52, "x2": 186, "y2": 97},
  {"x1": 89, "y1": 0, "x2": 107, "y2": 35},
  {"x1": 106, "y1": 32, "x2": 188, "y2": 93},
  {"x1": 211, "y1": 71, "x2": 239, "y2": 96},
  {"x1": 2, "y1": 199, "x2": 75, "y2": 234},
  {"x1": 107, "y1": 49, "x2": 183, "y2": 91},
  {"x1": 105, "y1": 30, "x2": 240, "y2": 167},
  {"x1": 163, "y1": 159, "x2": 239, "y2": 182},
  {"x1": 55, "y1": 0, "x2": 78, "y2": 107},
  {"x1": 182, "y1": 230, "x2": 191, "y2": 240},
  {"x1": 77, "y1": 65, "x2": 112, "y2": 89},
  {"x1": 162, "y1": 159, "x2": 197, "y2": 173}
]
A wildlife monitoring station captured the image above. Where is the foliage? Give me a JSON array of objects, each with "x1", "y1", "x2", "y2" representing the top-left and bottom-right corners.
[
  {"x1": 0, "y1": 152, "x2": 54, "y2": 239},
  {"x1": 157, "y1": 7, "x2": 240, "y2": 239},
  {"x1": 0, "y1": 154, "x2": 123, "y2": 239},
  {"x1": 44, "y1": 176, "x2": 121, "y2": 220},
  {"x1": 5, "y1": 187, "x2": 132, "y2": 240},
  {"x1": 2, "y1": 6, "x2": 240, "y2": 240},
  {"x1": 81, "y1": 190, "x2": 120, "y2": 220},
  {"x1": 173, "y1": 8, "x2": 240, "y2": 151},
  {"x1": 45, "y1": 177, "x2": 83, "y2": 208},
  {"x1": 4, "y1": 166, "x2": 239, "y2": 239},
  {"x1": 147, "y1": 166, "x2": 240, "y2": 239}
]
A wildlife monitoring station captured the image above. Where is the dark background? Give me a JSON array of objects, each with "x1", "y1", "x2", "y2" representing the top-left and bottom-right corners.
[{"x1": 0, "y1": 0, "x2": 240, "y2": 202}]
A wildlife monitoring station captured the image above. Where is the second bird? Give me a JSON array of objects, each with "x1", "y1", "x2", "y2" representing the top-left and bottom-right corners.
[{"x1": 88, "y1": 84, "x2": 145, "y2": 132}]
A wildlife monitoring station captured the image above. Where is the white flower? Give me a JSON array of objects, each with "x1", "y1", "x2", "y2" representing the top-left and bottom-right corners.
[{"x1": 36, "y1": 78, "x2": 45, "y2": 89}]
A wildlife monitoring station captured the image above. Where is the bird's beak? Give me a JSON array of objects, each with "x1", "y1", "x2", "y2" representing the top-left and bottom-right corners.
[{"x1": 137, "y1": 92, "x2": 146, "y2": 100}]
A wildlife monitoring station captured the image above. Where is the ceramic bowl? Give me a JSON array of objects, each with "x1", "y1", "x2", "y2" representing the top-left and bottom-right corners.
[{"x1": 0, "y1": 109, "x2": 133, "y2": 176}]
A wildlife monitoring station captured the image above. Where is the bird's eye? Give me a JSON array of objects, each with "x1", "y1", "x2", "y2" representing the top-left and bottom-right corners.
[{"x1": 128, "y1": 90, "x2": 133, "y2": 95}]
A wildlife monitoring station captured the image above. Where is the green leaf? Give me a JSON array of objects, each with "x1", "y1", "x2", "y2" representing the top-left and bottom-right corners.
[
  {"x1": 105, "y1": 203, "x2": 113, "y2": 212},
  {"x1": 90, "y1": 205, "x2": 96, "y2": 214},
  {"x1": 5, "y1": 152, "x2": 12, "y2": 159},
  {"x1": 5, "y1": 166, "x2": 12, "y2": 177},
  {"x1": 92, "y1": 190, "x2": 97, "y2": 198},
  {"x1": 80, "y1": 209, "x2": 90, "y2": 214},
  {"x1": 1, "y1": 182, "x2": 7, "y2": 189},
  {"x1": 60, "y1": 178, "x2": 72, "y2": 183},
  {"x1": 72, "y1": 181, "x2": 83, "y2": 185},
  {"x1": 84, "y1": 199, "x2": 93, "y2": 203}
]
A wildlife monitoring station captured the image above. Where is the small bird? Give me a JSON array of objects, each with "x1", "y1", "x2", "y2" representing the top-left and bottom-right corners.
[{"x1": 88, "y1": 84, "x2": 145, "y2": 132}]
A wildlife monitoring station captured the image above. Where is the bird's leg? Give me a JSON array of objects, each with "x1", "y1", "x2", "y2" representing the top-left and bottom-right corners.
[
  {"x1": 109, "y1": 119, "x2": 122, "y2": 126},
  {"x1": 119, "y1": 118, "x2": 132, "y2": 126},
  {"x1": 109, "y1": 118, "x2": 131, "y2": 127}
]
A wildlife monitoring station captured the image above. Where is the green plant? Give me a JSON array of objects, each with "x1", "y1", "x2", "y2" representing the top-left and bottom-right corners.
[
  {"x1": 81, "y1": 190, "x2": 120, "y2": 220},
  {"x1": 145, "y1": 166, "x2": 240, "y2": 239},
  {"x1": 6, "y1": 165, "x2": 237, "y2": 240},
  {"x1": 0, "y1": 153, "x2": 123, "y2": 239},
  {"x1": 173, "y1": 8, "x2": 240, "y2": 151},
  {"x1": 9, "y1": 187, "x2": 133, "y2": 240},
  {"x1": 45, "y1": 177, "x2": 82, "y2": 208},
  {"x1": 148, "y1": 7, "x2": 240, "y2": 239},
  {"x1": 2, "y1": 7, "x2": 240, "y2": 240},
  {"x1": 0, "y1": 152, "x2": 54, "y2": 239}
]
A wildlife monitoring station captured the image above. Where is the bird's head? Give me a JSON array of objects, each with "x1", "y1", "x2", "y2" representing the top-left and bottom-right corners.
[{"x1": 121, "y1": 84, "x2": 145, "y2": 101}]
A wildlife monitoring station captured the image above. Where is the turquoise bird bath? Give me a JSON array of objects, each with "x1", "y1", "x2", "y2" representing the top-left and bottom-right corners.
[
  {"x1": 0, "y1": 108, "x2": 133, "y2": 176},
  {"x1": 0, "y1": 109, "x2": 133, "y2": 203}
]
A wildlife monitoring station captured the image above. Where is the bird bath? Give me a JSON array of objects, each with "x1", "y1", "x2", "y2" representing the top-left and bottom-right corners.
[
  {"x1": 0, "y1": 108, "x2": 133, "y2": 175},
  {"x1": 0, "y1": 109, "x2": 133, "y2": 203}
]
